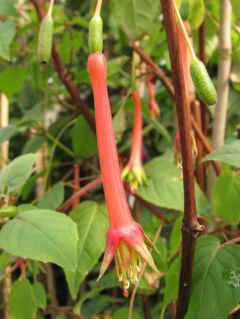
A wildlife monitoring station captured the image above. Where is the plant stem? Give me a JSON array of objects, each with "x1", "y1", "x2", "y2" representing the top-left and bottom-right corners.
[
  {"x1": 160, "y1": 1, "x2": 204, "y2": 318},
  {"x1": 48, "y1": 0, "x2": 55, "y2": 16},
  {"x1": 208, "y1": 0, "x2": 232, "y2": 197},
  {"x1": 95, "y1": 0, "x2": 103, "y2": 16},
  {"x1": 212, "y1": 0, "x2": 232, "y2": 150},
  {"x1": 45, "y1": 131, "x2": 75, "y2": 158},
  {"x1": 44, "y1": 119, "x2": 76, "y2": 190},
  {"x1": 172, "y1": 0, "x2": 196, "y2": 61},
  {"x1": 60, "y1": 176, "x2": 102, "y2": 212}
]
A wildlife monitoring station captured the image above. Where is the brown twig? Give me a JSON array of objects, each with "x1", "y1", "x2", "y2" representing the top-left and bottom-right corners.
[
  {"x1": 60, "y1": 176, "x2": 102, "y2": 212},
  {"x1": 160, "y1": 2, "x2": 204, "y2": 319},
  {"x1": 130, "y1": 42, "x2": 220, "y2": 175},
  {"x1": 31, "y1": 0, "x2": 95, "y2": 131},
  {"x1": 130, "y1": 42, "x2": 174, "y2": 96}
]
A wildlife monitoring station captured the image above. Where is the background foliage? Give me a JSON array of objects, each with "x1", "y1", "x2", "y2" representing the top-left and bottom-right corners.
[{"x1": 0, "y1": 0, "x2": 240, "y2": 318}]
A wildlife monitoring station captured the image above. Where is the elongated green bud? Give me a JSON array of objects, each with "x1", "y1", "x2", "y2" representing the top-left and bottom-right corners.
[
  {"x1": 190, "y1": 59, "x2": 217, "y2": 106},
  {"x1": 37, "y1": 13, "x2": 54, "y2": 64},
  {"x1": 89, "y1": 15, "x2": 103, "y2": 53}
]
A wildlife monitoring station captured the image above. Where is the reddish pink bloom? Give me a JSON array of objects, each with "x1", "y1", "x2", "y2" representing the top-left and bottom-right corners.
[
  {"x1": 121, "y1": 91, "x2": 147, "y2": 191},
  {"x1": 88, "y1": 53, "x2": 158, "y2": 294}
]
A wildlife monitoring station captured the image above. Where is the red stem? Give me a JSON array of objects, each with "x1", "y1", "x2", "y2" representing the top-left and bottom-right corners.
[
  {"x1": 129, "y1": 91, "x2": 143, "y2": 167},
  {"x1": 60, "y1": 176, "x2": 102, "y2": 212},
  {"x1": 160, "y1": 1, "x2": 204, "y2": 318},
  {"x1": 88, "y1": 53, "x2": 133, "y2": 229}
]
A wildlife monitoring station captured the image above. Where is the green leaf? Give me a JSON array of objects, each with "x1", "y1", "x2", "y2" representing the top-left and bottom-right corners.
[
  {"x1": 71, "y1": 115, "x2": 97, "y2": 159},
  {"x1": 0, "y1": 66, "x2": 28, "y2": 98},
  {"x1": 111, "y1": 0, "x2": 159, "y2": 38},
  {"x1": 0, "y1": 21, "x2": 16, "y2": 60},
  {"x1": 113, "y1": 307, "x2": 141, "y2": 319},
  {"x1": 19, "y1": 104, "x2": 43, "y2": 126},
  {"x1": 0, "y1": 0, "x2": 17, "y2": 16},
  {"x1": 37, "y1": 182, "x2": 64, "y2": 210},
  {"x1": 0, "y1": 125, "x2": 16, "y2": 145},
  {"x1": 65, "y1": 201, "x2": 108, "y2": 299},
  {"x1": 189, "y1": 0, "x2": 205, "y2": 30},
  {"x1": 169, "y1": 212, "x2": 183, "y2": 258},
  {"x1": 137, "y1": 157, "x2": 209, "y2": 214},
  {"x1": 186, "y1": 236, "x2": 240, "y2": 319},
  {"x1": 10, "y1": 279, "x2": 37, "y2": 319},
  {"x1": 162, "y1": 258, "x2": 180, "y2": 309},
  {"x1": 212, "y1": 171, "x2": 240, "y2": 223},
  {"x1": 32, "y1": 282, "x2": 47, "y2": 310},
  {"x1": 0, "y1": 209, "x2": 78, "y2": 270},
  {"x1": 0, "y1": 154, "x2": 36, "y2": 195},
  {"x1": 203, "y1": 140, "x2": 240, "y2": 168},
  {"x1": 22, "y1": 136, "x2": 45, "y2": 154}
]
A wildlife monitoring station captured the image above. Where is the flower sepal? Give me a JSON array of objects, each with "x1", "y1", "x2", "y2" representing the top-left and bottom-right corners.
[
  {"x1": 97, "y1": 221, "x2": 159, "y2": 296},
  {"x1": 121, "y1": 164, "x2": 147, "y2": 191}
]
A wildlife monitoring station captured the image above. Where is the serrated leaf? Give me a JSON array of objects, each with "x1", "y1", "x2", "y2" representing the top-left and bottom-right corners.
[
  {"x1": 65, "y1": 201, "x2": 108, "y2": 299},
  {"x1": 111, "y1": 0, "x2": 159, "y2": 39},
  {"x1": 37, "y1": 182, "x2": 64, "y2": 210},
  {"x1": 213, "y1": 171, "x2": 240, "y2": 223},
  {"x1": 0, "y1": 21, "x2": 16, "y2": 60},
  {"x1": 0, "y1": 125, "x2": 16, "y2": 145},
  {"x1": 137, "y1": 157, "x2": 209, "y2": 214},
  {"x1": 71, "y1": 115, "x2": 97, "y2": 159},
  {"x1": 0, "y1": 154, "x2": 36, "y2": 195},
  {"x1": 0, "y1": 209, "x2": 78, "y2": 270},
  {"x1": 203, "y1": 140, "x2": 240, "y2": 167},
  {"x1": 10, "y1": 279, "x2": 37, "y2": 319},
  {"x1": 186, "y1": 236, "x2": 240, "y2": 319}
]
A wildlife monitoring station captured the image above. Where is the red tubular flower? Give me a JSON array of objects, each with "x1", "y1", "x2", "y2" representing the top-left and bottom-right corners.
[
  {"x1": 121, "y1": 91, "x2": 147, "y2": 191},
  {"x1": 146, "y1": 75, "x2": 160, "y2": 120},
  {"x1": 88, "y1": 53, "x2": 158, "y2": 295}
]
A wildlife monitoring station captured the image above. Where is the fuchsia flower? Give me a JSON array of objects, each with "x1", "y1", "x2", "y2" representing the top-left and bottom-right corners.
[
  {"x1": 121, "y1": 91, "x2": 147, "y2": 191},
  {"x1": 146, "y1": 75, "x2": 160, "y2": 120},
  {"x1": 88, "y1": 53, "x2": 159, "y2": 296}
]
